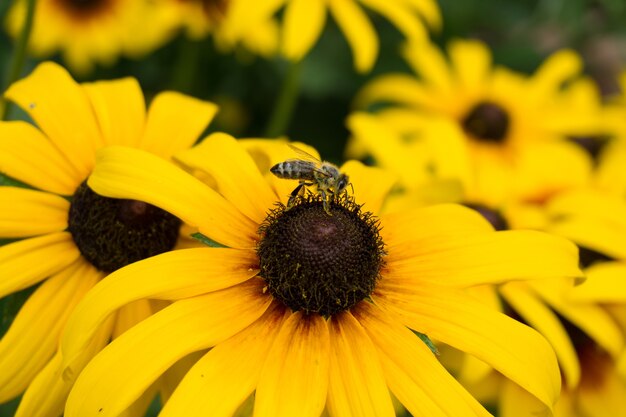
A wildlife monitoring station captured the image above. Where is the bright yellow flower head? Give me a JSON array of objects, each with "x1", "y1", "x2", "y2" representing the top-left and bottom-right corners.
[
  {"x1": 56, "y1": 135, "x2": 584, "y2": 416},
  {"x1": 350, "y1": 39, "x2": 609, "y2": 204},
  {"x1": 0, "y1": 61, "x2": 218, "y2": 415},
  {"x1": 278, "y1": 0, "x2": 441, "y2": 72},
  {"x1": 163, "y1": 0, "x2": 280, "y2": 57},
  {"x1": 5, "y1": 0, "x2": 179, "y2": 73}
]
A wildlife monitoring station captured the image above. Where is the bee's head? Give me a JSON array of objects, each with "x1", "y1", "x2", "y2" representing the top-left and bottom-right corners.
[{"x1": 336, "y1": 173, "x2": 350, "y2": 193}]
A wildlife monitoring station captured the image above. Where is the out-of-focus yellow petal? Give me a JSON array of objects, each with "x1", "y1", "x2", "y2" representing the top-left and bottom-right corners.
[
  {"x1": 570, "y1": 262, "x2": 626, "y2": 302},
  {"x1": 88, "y1": 146, "x2": 258, "y2": 248},
  {"x1": 328, "y1": 0, "x2": 378, "y2": 73},
  {"x1": 403, "y1": 0, "x2": 441, "y2": 29},
  {"x1": 500, "y1": 282, "x2": 580, "y2": 388},
  {"x1": 383, "y1": 228, "x2": 581, "y2": 287},
  {"x1": 352, "y1": 74, "x2": 432, "y2": 109},
  {"x1": 528, "y1": 49, "x2": 581, "y2": 100},
  {"x1": 65, "y1": 279, "x2": 271, "y2": 417},
  {"x1": 531, "y1": 280, "x2": 624, "y2": 358},
  {"x1": 61, "y1": 248, "x2": 258, "y2": 373},
  {"x1": 326, "y1": 311, "x2": 395, "y2": 417},
  {"x1": 374, "y1": 287, "x2": 560, "y2": 411},
  {"x1": 360, "y1": 0, "x2": 427, "y2": 40},
  {"x1": 0, "y1": 187, "x2": 69, "y2": 238},
  {"x1": 15, "y1": 315, "x2": 115, "y2": 417},
  {"x1": 255, "y1": 312, "x2": 330, "y2": 417},
  {"x1": 340, "y1": 160, "x2": 395, "y2": 214},
  {"x1": 499, "y1": 380, "x2": 554, "y2": 417},
  {"x1": 402, "y1": 40, "x2": 452, "y2": 93},
  {"x1": 83, "y1": 78, "x2": 146, "y2": 148},
  {"x1": 160, "y1": 302, "x2": 288, "y2": 417},
  {"x1": 0, "y1": 260, "x2": 100, "y2": 403},
  {"x1": 0, "y1": 232, "x2": 81, "y2": 298},
  {"x1": 448, "y1": 39, "x2": 491, "y2": 92},
  {"x1": 175, "y1": 133, "x2": 277, "y2": 224},
  {"x1": 0, "y1": 121, "x2": 81, "y2": 195},
  {"x1": 4, "y1": 62, "x2": 103, "y2": 178},
  {"x1": 281, "y1": 0, "x2": 326, "y2": 62},
  {"x1": 139, "y1": 92, "x2": 218, "y2": 159},
  {"x1": 353, "y1": 302, "x2": 491, "y2": 417}
]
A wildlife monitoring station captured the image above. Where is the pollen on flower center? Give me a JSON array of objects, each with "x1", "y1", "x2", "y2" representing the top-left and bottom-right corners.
[
  {"x1": 256, "y1": 195, "x2": 385, "y2": 317},
  {"x1": 462, "y1": 101, "x2": 510, "y2": 143},
  {"x1": 67, "y1": 181, "x2": 182, "y2": 273}
]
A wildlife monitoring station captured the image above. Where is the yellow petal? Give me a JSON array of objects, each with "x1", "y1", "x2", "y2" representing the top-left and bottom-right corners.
[
  {"x1": 448, "y1": 40, "x2": 492, "y2": 93},
  {"x1": 174, "y1": 133, "x2": 277, "y2": 224},
  {"x1": 0, "y1": 232, "x2": 81, "y2": 298},
  {"x1": 88, "y1": 146, "x2": 258, "y2": 248},
  {"x1": 499, "y1": 380, "x2": 554, "y2": 417},
  {"x1": 352, "y1": 74, "x2": 432, "y2": 109},
  {"x1": 65, "y1": 279, "x2": 271, "y2": 417},
  {"x1": 0, "y1": 121, "x2": 81, "y2": 195},
  {"x1": 328, "y1": 0, "x2": 378, "y2": 72},
  {"x1": 4, "y1": 62, "x2": 102, "y2": 179},
  {"x1": 402, "y1": 40, "x2": 452, "y2": 92},
  {"x1": 139, "y1": 92, "x2": 218, "y2": 159},
  {"x1": 160, "y1": 302, "x2": 288, "y2": 417},
  {"x1": 500, "y1": 282, "x2": 580, "y2": 388},
  {"x1": 383, "y1": 229, "x2": 581, "y2": 287},
  {"x1": 111, "y1": 299, "x2": 154, "y2": 339},
  {"x1": 360, "y1": 0, "x2": 427, "y2": 40},
  {"x1": 61, "y1": 247, "x2": 258, "y2": 373},
  {"x1": 15, "y1": 315, "x2": 115, "y2": 417},
  {"x1": 255, "y1": 312, "x2": 330, "y2": 417},
  {"x1": 353, "y1": 302, "x2": 491, "y2": 417},
  {"x1": 282, "y1": 0, "x2": 326, "y2": 62},
  {"x1": 82, "y1": 78, "x2": 146, "y2": 148},
  {"x1": 373, "y1": 287, "x2": 561, "y2": 411},
  {"x1": 340, "y1": 160, "x2": 395, "y2": 214},
  {"x1": 0, "y1": 187, "x2": 69, "y2": 237},
  {"x1": 570, "y1": 262, "x2": 626, "y2": 302},
  {"x1": 381, "y1": 204, "x2": 493, "y2": 261},
  {"x1": 326, "y1": 312, "x2": 395, "y2": 417},
  {"x1": 531, "y1": 279, "x2": 624, "y2": 358},
  {"x1": 0, "y1": 260, "x2": 100, "y2": 403},
  {"x1": 528, "y1": 49, "x2": 581, "y2": 99},
  {"x1": 403, "y1": 0, "x2": 441, "y2": 29}
]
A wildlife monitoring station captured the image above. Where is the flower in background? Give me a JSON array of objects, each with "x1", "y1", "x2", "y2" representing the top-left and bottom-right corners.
[
  {"x1": 5, "y1": 0, "x2": 178, "y2": 73},
  {"x1": 351, "y1": 39, "x2": 606, "y2": 204},
  {"x1": 164, "y1": 0, "x2": 280, "y2": 58},
  {"x1": 0, "y1": 62, "x2": 218, "y2": 416},
  {"x1": 279, "y1": 0, "x2": 441, "y2": 72},
  {"x1": 58, "y1": 135, "x2": 581, "y2": 416}
]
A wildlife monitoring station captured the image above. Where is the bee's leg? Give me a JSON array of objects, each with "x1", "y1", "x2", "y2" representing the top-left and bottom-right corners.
[
  {"x1": 321, "y1": 190, "x2": 333, "y2": 216},
  {"x1": 287, "y1": 181, "x2": 310, "y2": 208}
]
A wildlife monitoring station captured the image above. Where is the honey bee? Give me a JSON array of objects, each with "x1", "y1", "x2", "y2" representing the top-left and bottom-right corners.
[{"x1": 270, "y1": 145, "x2": 350, "y2": 215}]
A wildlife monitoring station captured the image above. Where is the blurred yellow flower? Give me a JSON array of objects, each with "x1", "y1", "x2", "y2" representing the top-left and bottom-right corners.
[
  {"x1": 5, "y1": 0, "x2": 180, "y2": 74},
  {"x1": 0, "y1": 62, "x2": 218, "y2": 416},
  {"x1": 279, "y1": 0, "x2": 441, "y2": 72},
  {"x1": 350, "y1": 39, "x2": 607, "y2": 204},
  {"x1": 56, "y1": 135, "x2": 582, "y2": 416}
]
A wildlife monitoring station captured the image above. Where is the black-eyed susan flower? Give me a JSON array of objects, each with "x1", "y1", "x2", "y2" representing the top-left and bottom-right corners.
[
  {"x1": 0, "y1": 62, "x2": 218, "y2": 416},
  {"x1": 351, "y1": 39, "x2": 604, "y2": 204},
  {"x1": 5, "y1": 0, "x2": 178, "y2": 73},
  {"x1": 165, "y1": 0, "x2": 280, "y2": 57},
  {"x1": 278, "y1": 0, "x2": 441, "y2": 72},
  {"x1": 58, "y1": 134, "x2": 582, "y2": 416}
]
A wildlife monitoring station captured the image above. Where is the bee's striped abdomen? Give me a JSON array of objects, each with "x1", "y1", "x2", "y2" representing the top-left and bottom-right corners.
[{"x1": 270, "y1": 161, "x2": 316, "y2": 180}]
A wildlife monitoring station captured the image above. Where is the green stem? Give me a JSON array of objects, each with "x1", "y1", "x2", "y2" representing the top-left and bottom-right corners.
[
  {"x1": 264, "y1": 59, "x2": 302, "y2": 138},
  {"x1": 1, "y1": 0, "x2": 37, "y2": 121}
]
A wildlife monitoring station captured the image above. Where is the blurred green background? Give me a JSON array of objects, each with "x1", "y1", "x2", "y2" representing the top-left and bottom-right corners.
[{"x1": 0, "y1": 0, "x2": 625, "y2": 415}]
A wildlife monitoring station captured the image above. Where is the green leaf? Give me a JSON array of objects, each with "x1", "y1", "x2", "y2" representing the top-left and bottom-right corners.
[{"x1": 191, "y1": 232, "x2": 227, "y2": 248}]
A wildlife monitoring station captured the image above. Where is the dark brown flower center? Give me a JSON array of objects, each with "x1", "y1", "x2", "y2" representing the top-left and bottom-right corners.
[
  {"x1": 256, "y1": 195, "x2": 385, "y2": 317},
  {"x1": 53, "y1": 0, "x2": 114, "y2": 19},
  {"x1": 67, "y1": 181, "x2": 182, "y2": 273},
  {"x1": 462, "y1": 101, "x2": 510, "y2": 143}
]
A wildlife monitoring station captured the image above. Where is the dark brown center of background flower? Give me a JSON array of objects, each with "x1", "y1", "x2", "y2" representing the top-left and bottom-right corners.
[
  {"x1": 67, "y1": 181, "x2": 182, "y2": 273},
  {"x1": 256, "y1": 195, "x2": 385, "y2": 317},
  {"x1": 202, "y1": 0, "x2": 229, "y2": 23},
  {"x1": 54, "y1": 0, "x2": 113, "y2": 19},
  {"x1": 462, "y1": 101, "x2": 510, "y2": 143},
  {"x1": 463, "y1": 202, "x2": 509, "y2": 231}
]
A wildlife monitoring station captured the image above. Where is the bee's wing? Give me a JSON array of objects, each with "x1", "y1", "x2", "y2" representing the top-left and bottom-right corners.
[{"x1": 288, "y1": 144, "x2": 322, "y2": 163}]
